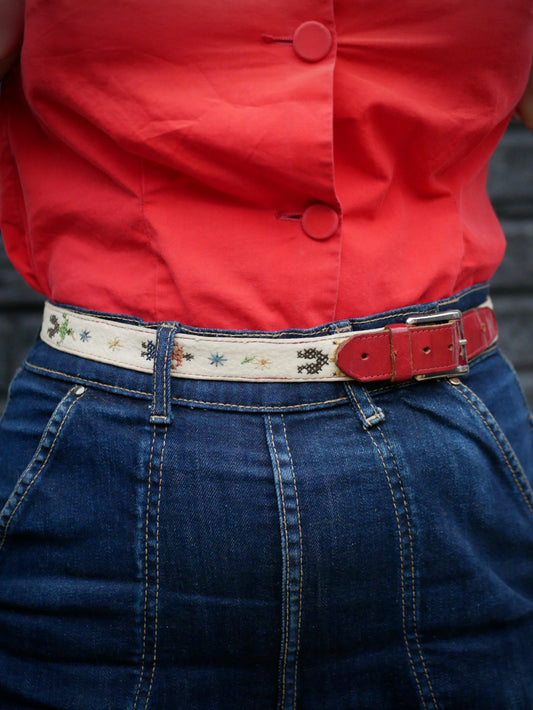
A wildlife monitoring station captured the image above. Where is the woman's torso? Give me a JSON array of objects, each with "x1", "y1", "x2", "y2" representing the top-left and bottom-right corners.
[{"x1": 1, "y1": 0, "x2": 532, "y2": 329}]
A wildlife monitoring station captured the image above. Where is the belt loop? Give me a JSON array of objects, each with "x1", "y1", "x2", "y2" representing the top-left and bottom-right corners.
[
  {"x1": 150, "y1": 324, "x2": 179, "y2": 425},
  {"x1": 344, "y1": 382, "x2": 386, "y2": 430}
]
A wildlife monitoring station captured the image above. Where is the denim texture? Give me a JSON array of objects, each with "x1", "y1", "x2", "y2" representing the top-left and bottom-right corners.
[{"x1": 1, "y1": 285, "x2": 533, "y2": 709}]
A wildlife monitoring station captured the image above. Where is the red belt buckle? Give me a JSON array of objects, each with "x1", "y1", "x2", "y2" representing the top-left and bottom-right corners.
[
  {"x1": 336, "y1": 309, "x2": 470, "y2": 383},
  {"x1": 405, "y1": 310, "x2": 469, "y2": 380}
]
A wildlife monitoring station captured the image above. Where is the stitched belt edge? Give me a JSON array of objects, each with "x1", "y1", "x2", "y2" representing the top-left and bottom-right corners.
[{"x1": 40, "y1": 301, "x2": 498, "y2": 383}]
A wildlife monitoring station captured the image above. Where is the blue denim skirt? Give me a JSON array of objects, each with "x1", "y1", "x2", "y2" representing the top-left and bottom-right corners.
[{"x1": 1, "y1": 284, "x2": 533, "y2": 710}]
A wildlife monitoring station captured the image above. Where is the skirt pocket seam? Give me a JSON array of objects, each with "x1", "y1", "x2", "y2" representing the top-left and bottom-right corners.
[
  {"x1": 0, "y1": 385, "x2": 87, "y2": 554},
  {"x1": 449, "y1": 381, "x2": 533, "y2": 520}
]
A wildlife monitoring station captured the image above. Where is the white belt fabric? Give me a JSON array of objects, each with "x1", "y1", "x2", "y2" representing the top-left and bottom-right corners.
[
  {"x1": 41, "y1": 302, "x2": 359, "y2": 382},
  {"x1": 40, "y1": 301, "x2": 494, "y2": 383}
]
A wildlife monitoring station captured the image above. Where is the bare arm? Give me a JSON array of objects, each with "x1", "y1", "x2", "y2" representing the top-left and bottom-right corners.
[
  {"x1": 515, "y1": 60, "x2": 533, "y2": 133},
  {"x1": 0, "y1": 0, "x2": 25, "y2": 79}
]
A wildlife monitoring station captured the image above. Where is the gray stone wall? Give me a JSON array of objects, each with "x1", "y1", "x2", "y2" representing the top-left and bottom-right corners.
[
  {"x1": 487, "y1": 123, "x2": 533, "y2": 403},
  {"x1": 1, "y1": 122, "x2": 532, "y2": 412}
]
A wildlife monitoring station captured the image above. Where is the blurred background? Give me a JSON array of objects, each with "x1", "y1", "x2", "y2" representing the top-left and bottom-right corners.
[{"x1": 1, "y1": 120, "x2": 532, "y2": 413}]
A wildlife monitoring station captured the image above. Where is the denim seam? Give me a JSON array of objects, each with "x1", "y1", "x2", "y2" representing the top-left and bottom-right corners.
[
  {"x1": 364, "y1": 411, "x2": 383, "y2": 426},
  {"x1": 436, "y1": 283, "x2": 487, "y2": 307},
  {"x1": 267, "y1": 415, "x2": 292, "y2": 710},
  {"x1": 145, "y1": 427, "x2": 167, "y2": 708},
  {"x1": 0, "y1": 386, "x2": 85, "y2": 552},
  {"x1": 281, "y1": 415, "x2": 303, "y2": 710},
  {"x1": 359, "y1": 392, "x2": 436, "y2": 703},
  {"x1": 0, "y1": 386, "x2": 73, "y2": 525},
  {"x1": 133, "y1": 426, "x2": 157, "y2": 710},
  {"x1": 368, "y1": 344, "x2": 499, "y2": 397},
  {"x1": 360, "y1": 387, "x2": 385, "y2": 427},
  {"x1": 374, "y1": 422, "x2": 439, "y2": 709},
  {"x1": 345, "y1": 384, "x2": 436, "y2": 708},
  {"x1": 343, "y1": 383, "x2": 384, "y2": 430},
  {"x1": 25, "y1": 362, "x2": 350, "y2": 411},
  {"x1": 499, "y1": 352, "x2": 533, "y2": 429},
  {"x1": 170, "y1": 397, "x2": 348, "y2": 412},
  {"x1": 364, "y1": 429, "x2": 428, "y2": 709},
  {"x1": 25, "y1": 362, "x2": 149, "y2": 396},
  {"x1": 451, "y1": 384, "x2": 533, "y2": 517},
  {"x1": 353, "y1": 398, "x2": 368, "y2": 425}
]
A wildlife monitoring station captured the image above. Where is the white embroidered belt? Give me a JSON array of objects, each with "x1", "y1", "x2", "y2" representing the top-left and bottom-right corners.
[{"x1": 40, "y1": 301, "x2": 498, "y2": 383}]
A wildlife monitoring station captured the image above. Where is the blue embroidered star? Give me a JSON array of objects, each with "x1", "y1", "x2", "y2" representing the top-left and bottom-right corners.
[
  {"x1": 209, "y1": 352, "x2": 227, "y2": 367},
  {"x1": 79, "y1": 329, "x2": 91, "y2": 342}
]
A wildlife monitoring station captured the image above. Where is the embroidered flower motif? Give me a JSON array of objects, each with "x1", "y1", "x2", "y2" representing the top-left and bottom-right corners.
[
  {"x1": 209, "y1": 352, "x2": 227, "y2": 367},
  {"x1": 108, "y1": 337, "x2": 121, "y2": 351},
  {"x1": 171, "y1": 343, "x2": 184, "y2": 370},
  {"x1": 240, "y1": 354, "x2": 271, "y2": 369},
  {"x1": 170, "y1": 343, "x2": 194, "y2": 370},
  {"x1": 255, "y1": 356, "x2": 272, "y2": 370},
  {"x1": 297, "y1": 347, "x2": 329, "y2": 374},
  {"x1": 55, "y1": 314, "x2": 75, "y2": 345},
  {"x1": 79, "y1": 329, "x2": 91, "y2": 343},
  {"x1": 141, "y1": 339, "x2": 157, "y2": 361}
]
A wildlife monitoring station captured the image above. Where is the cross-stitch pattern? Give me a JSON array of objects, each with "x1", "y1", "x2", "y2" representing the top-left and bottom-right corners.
[
  {"x1": 41, "y1": 304, "x2": 354, "y2": 382},
  {"x1": 141, "y1": 340, "x2": 157, "y2": 361},
  {"x1": 47, "y1": 313, "x2": 75, "y2": 345},
  {"x1": 47, "y1": 314, "x2": 60, "y2": 340},
  {"x1": 297, "y1": 347, "x2": 329, "y2": 374}
]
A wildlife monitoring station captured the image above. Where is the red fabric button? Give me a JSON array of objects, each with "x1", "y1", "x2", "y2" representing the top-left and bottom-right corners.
[
  {"x1": 293, "y1": 21, "x2": 333, "y2": 62},
  {"x1": 301, "y1": 203, "x2": 339, "y2": 240}
]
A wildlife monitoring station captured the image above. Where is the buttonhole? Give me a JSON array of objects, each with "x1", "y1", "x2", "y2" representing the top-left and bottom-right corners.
[
  {"x1": 361, "y1": 352, "x2": 369, "y2": 360},
  {"x1": 278, "y1": 213, "x2": 303, "y2": 221},
  {"x1": 262, "y1": 34, "x2": 293, "y2": 44},
  {"x1": 423, "y1": 346, "x2": 431, "y2": 354}
]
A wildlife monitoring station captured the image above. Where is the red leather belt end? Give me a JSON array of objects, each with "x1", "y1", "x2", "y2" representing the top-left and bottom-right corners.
[{"x1": 336, "y1": 305, "x2": 497, "y2": 383}]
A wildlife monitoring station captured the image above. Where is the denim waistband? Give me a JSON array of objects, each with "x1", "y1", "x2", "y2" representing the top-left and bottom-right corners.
[{"x1": 23, "y1": 284, "x2": 495, "y2": 412}]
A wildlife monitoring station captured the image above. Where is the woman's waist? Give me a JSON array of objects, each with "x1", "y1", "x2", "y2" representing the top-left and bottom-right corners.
[{"x1": 21, "y1": 284, "x2": 498, "y2": 410}]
